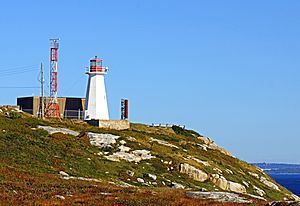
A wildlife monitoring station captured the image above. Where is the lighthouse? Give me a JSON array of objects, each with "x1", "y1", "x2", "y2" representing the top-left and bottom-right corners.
[{"x1": 84, "y1": 56, "x2": 109, "y2": 120}]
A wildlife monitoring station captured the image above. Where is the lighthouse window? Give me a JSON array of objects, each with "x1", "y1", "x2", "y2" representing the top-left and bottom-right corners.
[{"x1": 96, "y1": 62, "x2": 101, "y2": 66}]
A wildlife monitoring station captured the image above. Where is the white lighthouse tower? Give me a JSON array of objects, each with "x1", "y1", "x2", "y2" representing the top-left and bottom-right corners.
[{"x1": 84, "y1": 56, "x2": 109, "y2": 120}]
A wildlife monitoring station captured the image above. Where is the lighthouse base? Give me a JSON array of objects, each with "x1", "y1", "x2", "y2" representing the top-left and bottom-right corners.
[{"x1": 86, "y1": 119, "x2": 130, "y2": 130}]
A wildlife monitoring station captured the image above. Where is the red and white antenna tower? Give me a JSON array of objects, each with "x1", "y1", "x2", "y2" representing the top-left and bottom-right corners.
[{"x1": 45, "y1": 38, "x2": 60, "y2": 118}]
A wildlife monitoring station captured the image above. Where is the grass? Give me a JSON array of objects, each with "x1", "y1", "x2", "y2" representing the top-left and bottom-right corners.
[{"x1": 0, "y1": 107, "x2": 295, "y2": 205}]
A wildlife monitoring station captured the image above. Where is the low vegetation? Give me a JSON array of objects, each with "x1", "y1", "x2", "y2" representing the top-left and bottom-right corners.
[{"x1": 0, "y1": 106, "x2": 295, "y2": 205}]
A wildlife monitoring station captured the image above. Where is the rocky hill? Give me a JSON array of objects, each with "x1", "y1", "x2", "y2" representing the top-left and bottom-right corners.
[{"x1": 0, "y1": 106, "x2": 298, "y2": 205}]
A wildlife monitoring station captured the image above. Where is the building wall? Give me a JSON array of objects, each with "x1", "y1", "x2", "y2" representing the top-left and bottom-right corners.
[
  {"x1": 33, "y1": 96, "x2": 40, "y2": 116},
  {"x1": 17, "y1": 97, "x2": 34, "y2": 114},
  {"x1": 17, "y1": 96, "x2": 85, "y2": 118}
]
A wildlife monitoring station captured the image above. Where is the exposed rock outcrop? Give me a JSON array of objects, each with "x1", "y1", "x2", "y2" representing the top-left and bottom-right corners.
[
  {"x1": 179, "y1": 163, "x2": 246, "y2": 193},
  {"x1": 105, "y1": 150, "x2": 155, "y2": 162},
  {"x1": 150, "y1": 138, "x2": 179, "y2": 149},
  {"x1": 228, "y1": 181, "x2": 247, "y2": 194},
  {"x1": 197, "y1": 136, "x2": 213, "y2": 145},
  {"x1": 87, "y1": 132, "x2": 120, "y2": 148},
  {"x1": 196, "y1": 144, "x2": 208, "y2": 151},
  {"x1": 290, "y1": 194, "x2": 300, "y2": 201},
  {"x1": 210, "y1": 174, "x2": 246, "y2": 194},
  {"x1": 179, "y1": 163, "x2": 208, "y2": 182},
  {"x1": 38, "y1": 125, "x2": 79, "y2": 136},
  {"x1": 248, "y1": 172, "x2": 280, "y2": 191},
  {"x1": 88, "y1": 132, "x2": 155, "y2": 162},
  {"x1": 125, "y1": 136, "x2": 137, "y2": 142},
  {"x1": 197, "y1": 135, "x2": 232, "y2": 156},
  {"x1": 59, "y1": 171, "x2": 101, "y2": 182},
  {"x1": 186, "y1": 156, "x2": 210, "y2": 166},
  {"x1": 260, "y1": 176, "x2": 280, "y2": 191},
  {"x1": 186, "y1": 191, "x2": 251, "y2": 203},
  {"x1": 207, "y1": 142, "x2": 232, "y2": 156}
]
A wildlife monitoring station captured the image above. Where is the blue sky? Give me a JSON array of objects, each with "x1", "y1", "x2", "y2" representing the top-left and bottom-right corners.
[{"x1": 0, "y1": 0, "x2": 300, "y2": 163}]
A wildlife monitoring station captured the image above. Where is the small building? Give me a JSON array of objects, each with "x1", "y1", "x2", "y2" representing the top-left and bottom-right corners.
[{"x1": 17, "y1": 96, "x2": 85, "y2": 119}]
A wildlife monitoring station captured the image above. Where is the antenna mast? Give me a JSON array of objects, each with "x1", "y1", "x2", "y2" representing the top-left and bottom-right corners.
[
  {"x1": 39, "y1": 63, "x2": 45, "y2": 118},
  {"x1": 45, "y1": 38, "x2": 60, "y2": 118}
]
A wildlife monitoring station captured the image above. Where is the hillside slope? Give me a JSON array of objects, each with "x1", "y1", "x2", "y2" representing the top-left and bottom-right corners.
[{"x1": 0, "y1": 106, "x2": 298, "y2": 205}]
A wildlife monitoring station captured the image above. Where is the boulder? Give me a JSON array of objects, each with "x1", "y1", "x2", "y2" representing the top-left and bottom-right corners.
[
  {"x1": 248, "y1": 172, "x2": 260, "y2": 179},
  {"x1": 147, "y1": 173, "x2": 157, "y2": 181},
  {"x1": 118, "y1": 145, "x2": 131, "y2": 152},
  {"x1": 137, "y1": 178, "x2": 145, "y2": 183},
  {"x1": 253, "y1": 185, "x2": 265, "y2": 197},
  {"x1": 210, "y1": 174, "x2": 246, "y2": 194},
  {"x1": 126, "y1": 170, "x2": 134, "y2": 177},
  {"x1": 228, "y1": 181, "x2": 247, "y2": 194},
  {"x1": 242, "y1": 181, "x2": 249, "y2": 188},
  {"x1": 213, "y1": 168, "x2": 223, "y2": 174},
  {"x1": 196, "y1": 144, "x2": 208, "y2": 151},
  {"x1": 179, "y1": 163, "x2": 208, "y2": 182},
  {"x1": 120, "y1": 140, "x2": 127, "y2": 145},
  {"x1": 210, "y1": 174, "x2": 228, "y2": 190},
  {"x1": 54, "y1": 195, "x2": 65, "y2": 200},
  {"x1": 126, "y1": 136, "x2": 137, "y2": 142},
  {"x1": 197, "y1": 136, "x2": 213, "y2": 145},
  {"x1": 225, "y1": 169, "x2": 233, "y2": 174},
  {"x1": 59, "y1": 171, "x2": 69, "y2": 177},
  {"x1": 170, "y1": 182, "x2": 185, "y2": 189},
  {"x1": 132, "y1": 150, "x2": 155, "y2": 160}
]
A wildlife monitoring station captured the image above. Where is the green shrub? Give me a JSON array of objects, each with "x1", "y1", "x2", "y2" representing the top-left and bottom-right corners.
[
  {"x1": 7, "y1": 112, "x2": 22, "y2": 119},
  {"x1": 171, "y1": 125, "x2": 200, "y2": 137}
]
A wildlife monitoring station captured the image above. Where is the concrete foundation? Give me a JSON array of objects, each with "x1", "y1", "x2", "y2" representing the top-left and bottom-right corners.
[{"x1": 86, "y1": 120, "x2": 130, "y2": 130}]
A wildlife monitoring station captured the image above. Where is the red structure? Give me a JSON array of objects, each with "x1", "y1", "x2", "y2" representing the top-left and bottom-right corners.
[
  {"x1": 121, "y1": 99, "x2": 128, "y2": 120},
  {"x1": 46, "y1": 39, "x2": 60, "y2": 118},
  {"x1": 124, "y1": 99, "x2": 128, "y2": 119},
  {"x1": 89, "y1": 56, "x2": 108, "y2": 73}
]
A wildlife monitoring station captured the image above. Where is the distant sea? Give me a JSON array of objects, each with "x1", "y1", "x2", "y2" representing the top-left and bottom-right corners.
[
  {"x1": 270, "y1": 174, "x2": 300, "y2": 196},
  {"x1": 254, "y1": 163, "x2": 300, "y2": 196}
]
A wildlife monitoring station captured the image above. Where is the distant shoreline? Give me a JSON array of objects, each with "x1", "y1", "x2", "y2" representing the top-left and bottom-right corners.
[{"x1": 254, "y1": 163, "x2": 300, "y2": 175}]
